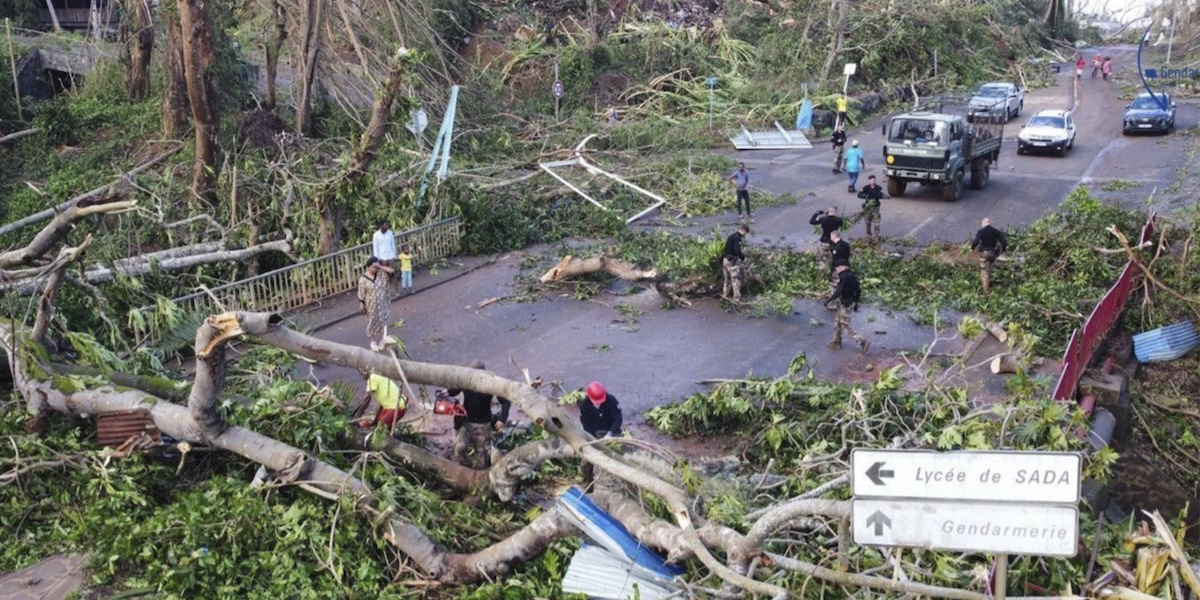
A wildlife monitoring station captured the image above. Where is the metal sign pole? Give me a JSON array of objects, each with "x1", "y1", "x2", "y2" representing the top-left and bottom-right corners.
[
  {"x1": 706, "y1": 76, "x2": 718, "y2": 130},
  {"x1": 554, "y1": 62, "x2": 560, "y2": 122},
  {"x1": 994, "y1": 555, "x2": 1008, "y2": 600}
]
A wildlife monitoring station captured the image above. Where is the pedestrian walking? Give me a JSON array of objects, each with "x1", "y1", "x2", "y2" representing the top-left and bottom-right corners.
[
  {"x1": 857, "y1": 175, "x2": 885, "y2": 242},
  {"x1": 829, "y1": 230, "x2": 851, "y2": 276},
  {"x1": 810, "y1": 207, "x2": 844, "y2": 270},
  {"x1": 728, "y1": 162, "x2": 752, "y2": 217},
  {"x1": 446, "y1": 360, "x2": 512, "y2": 469},
  {"x1": 578, "y1": 381, "x2": 624, "y2": 490},
  {"x1": 1075, "y1": 56, "x2": 1086, "y2": 79},
  {"x1": 824, "y1": 262, "x2": 869, "y2": 352},
  {"x1": 1102, "y1": 57, "x2": 1112, "y2": 81},
  {"x1": 359, "y1": 370, "x2": 407, "y2": 433},
  {"x1": 357, "y1": 257, "x2": 394, "y2": 351},
  {"x1": 831, "y1": 124, "x2": 847, "y2": 174},
  {"x1": 971, "y1": 218, "x2": 1009, "y2": 294},
  {"x1": 843, "y1": 140, "x2": 864, "y2": 193},
  {"x1": 1091, "y1": 55, "x2": 1101, "y2": 79},
  {"x1": 398, "y1": 243, "x2": 415, "y2": 294},
  {"x1": 722, "y1": 224, "x2": 749, "y2": 301}
]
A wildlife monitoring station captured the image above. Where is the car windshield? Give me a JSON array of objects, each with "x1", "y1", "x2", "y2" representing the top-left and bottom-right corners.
[
  {"x1": 889, "y1": 119, "x2": 946, "y2": 144},
  {"x1": 1027, "y1": 116, "x2": 1064, "y2": 128},
  {"x1": 1131, "y1": 95, "x2": 1167, "y2": 110},
  {"x1": 978, "y1": 86, "x2": 1007, "y2": 97}
]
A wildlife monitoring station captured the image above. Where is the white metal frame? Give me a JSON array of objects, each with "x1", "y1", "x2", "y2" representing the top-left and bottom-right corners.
[{"x1": 538, "y1": 137, "x2": 667, "y2": 224}]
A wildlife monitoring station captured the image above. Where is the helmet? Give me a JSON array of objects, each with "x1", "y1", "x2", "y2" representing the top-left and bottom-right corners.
[{"x1": 586, "y1": 382, "x2": 607, "y2": 404}]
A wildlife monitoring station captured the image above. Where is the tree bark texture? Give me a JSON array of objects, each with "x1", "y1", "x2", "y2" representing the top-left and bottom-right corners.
[
  {"x1": 0, "y1": 193, "x2": 134, "y2": 269},
  {"x1": 295, "y1": 0, "x2": 325, "y2": 136},
  {"x1": 263, "y1": 0, "x2": 287, "y2": 111},
  {"x1": 539, "y1": 255, "x2": 660, "y2": 284},
  {"x1": 177, "y1": 0, "x2": 219, "y2": 206},
  {"x1": 162, "y1": 12, "x2": 190, "y2": 139},
  {"x1": 128, "y1": 0, "x2": 154, "y2": 101}
]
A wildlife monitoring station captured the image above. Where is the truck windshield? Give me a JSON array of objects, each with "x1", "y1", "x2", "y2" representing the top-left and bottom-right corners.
[{"x1": 889, "y1": 119, "x2": 946, "y2": 145}]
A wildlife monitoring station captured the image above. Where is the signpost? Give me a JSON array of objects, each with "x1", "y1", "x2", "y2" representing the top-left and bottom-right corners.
[
  {"x1": 842, "y1": 62, "x2": 857, "y2": 97},
  {"x1": 850, "y1": 449, "x2": 1082, "y2": 600},
  {"x1": 706, "y1": 76, "x2": 718, "y2": 129},
  {"x1": 852, "y1": 500, "x2": 1079, "y2": 556},
  {"x1": 553, "y1": 62, "x2": 564, "y2": 122}
]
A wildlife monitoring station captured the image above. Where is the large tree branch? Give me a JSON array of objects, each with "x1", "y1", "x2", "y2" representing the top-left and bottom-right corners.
[
  {"x1": 0, "y1": 145, "x2": 181, "y2": 239},
  {"x1": 539, "y1": 255, "x2": 660, "y2": 283},
  {"x1": 0, "y1": 191, "x2": 135, "y2": 269},
  {"x1": 32, "y1": 236, "x2": 94, "y2": 344}
]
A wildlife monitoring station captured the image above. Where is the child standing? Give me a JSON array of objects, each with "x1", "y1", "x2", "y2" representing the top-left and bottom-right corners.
[{"x1": 398, "y1": 244, "x2": 415, "y2": 294}]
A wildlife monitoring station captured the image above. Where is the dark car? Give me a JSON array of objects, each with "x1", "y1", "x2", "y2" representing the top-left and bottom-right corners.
[{"x1": 1123, "y1": 92, "x2": 1176, "y2": 134}]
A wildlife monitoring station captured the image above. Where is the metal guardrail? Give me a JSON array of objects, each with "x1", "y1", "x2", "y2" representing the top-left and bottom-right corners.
[{"x1": 165, "y1": 217, "x2": 461, "y2": 317}]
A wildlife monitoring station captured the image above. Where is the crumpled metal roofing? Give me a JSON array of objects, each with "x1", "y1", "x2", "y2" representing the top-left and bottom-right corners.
[{"x1": 1133, "y1": 321, "x2": 1198, "y2": 362}]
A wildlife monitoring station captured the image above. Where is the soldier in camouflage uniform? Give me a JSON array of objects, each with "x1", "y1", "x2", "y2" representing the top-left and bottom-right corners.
[
  {"x1": 857, "y1": 175, "x2": 885, "y2": 242},
  {"x1": 446, "y1": 360, "x2": 511, "y2": 469},
  {"x1": 722, "y1": 224, "x2": 749, "y2": 301},
  {"x1": 971, "y1": 218, "x2": 1008, "y2": 294},
  {"x1": 825, "y1": 262, "x2": 869, "y2": 352}
]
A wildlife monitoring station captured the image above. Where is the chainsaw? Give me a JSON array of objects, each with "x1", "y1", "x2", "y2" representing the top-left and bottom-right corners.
[{"x1": 432, "y1": 390, "x2": 467, "y2": 417}]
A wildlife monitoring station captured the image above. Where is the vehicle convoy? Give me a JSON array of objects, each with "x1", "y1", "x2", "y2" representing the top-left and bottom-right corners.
[
  {"x1": 967, "y1": 82, "x2": 1025, "y2": 122},
  {"x1": 1017, "y1": 109, "x2": 1076, "y2": 156},
  {"x1": 1123, "y1": 91, "x2": 1176, "y2": 134},
  {"x1": 882, "y1": 109, "x2": 1003, "y2": 202}
]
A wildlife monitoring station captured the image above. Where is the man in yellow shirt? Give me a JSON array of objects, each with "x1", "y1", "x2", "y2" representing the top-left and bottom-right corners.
[
  {"x1": 398, "y1": 244, "x2": 415, "y2": 294},
  {"x1": 362, "y1": 371, "x2": 407, "y2": 431},
  {"x1": 835, "y1": 95, "x2": 849, "y2": 129}
]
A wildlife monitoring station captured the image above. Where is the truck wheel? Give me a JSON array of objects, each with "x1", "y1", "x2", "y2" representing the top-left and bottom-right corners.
[
  {"x1": 941, "y1": 170, "x2": 963, "y2": 202},
  {"x1": 886, "y1": 177, "x2": 907, "y2": 197},
  {"x1": 970, "y1": 160, "x2": 990, "y2": 189}
]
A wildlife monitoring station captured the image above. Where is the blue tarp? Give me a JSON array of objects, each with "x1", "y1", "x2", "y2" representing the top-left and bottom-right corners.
[
  {"x1": 556, "y1": 486, "x2": 685, "y2": 580},
  {"x1": 797, "y1": 99, "x2": 813, "y2": 129}
]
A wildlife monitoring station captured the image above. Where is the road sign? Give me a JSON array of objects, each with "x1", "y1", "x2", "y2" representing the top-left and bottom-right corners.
[
  {"x1": 851, "y1": 449, "x2": 1081, "y2": 504},
  {"x1": 552, "y1": 80, "x2": 565, "y2": 99},
  {"x1": 852, "y1": 499, "x2": 1079, "y2": 556},
  {"x1": 843, "y1": 63, "x2": 857, "y2": 76},
  {"x1": 706, "y1": 76, "x2": 718, "y2": 88}
]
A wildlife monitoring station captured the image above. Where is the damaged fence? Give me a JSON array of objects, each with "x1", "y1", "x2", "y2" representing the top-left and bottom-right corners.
[
  {"x1": 163, "y1": 218, "x2": 462, "y2": 317},
  {"x1": 1051, "y1": 212, "x2": 1157, "y2": 402}
]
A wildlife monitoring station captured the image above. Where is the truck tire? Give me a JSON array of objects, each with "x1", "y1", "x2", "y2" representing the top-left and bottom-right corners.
[
  {"x1": 941, "y1": 170, "x2": 963, "y2": 202},
  {"x1": 970, "y1": 159, "x2": 990, "y2": 189},
  {"x1": 887, "y1": 177, "x2": 907, "y2": 197}
]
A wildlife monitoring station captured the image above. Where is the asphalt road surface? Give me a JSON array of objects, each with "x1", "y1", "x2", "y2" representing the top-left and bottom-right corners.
[{"x1": 308, "y1": 47, "x2": 1196, "y2": 433}]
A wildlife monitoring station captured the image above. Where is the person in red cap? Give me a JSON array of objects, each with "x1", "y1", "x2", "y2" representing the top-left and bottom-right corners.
[{"x1": 578, "y1": 381, "x2": 623, "y2": 439}]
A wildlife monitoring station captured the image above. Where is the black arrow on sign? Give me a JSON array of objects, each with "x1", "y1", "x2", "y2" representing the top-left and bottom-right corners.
[
  {"x1": 866, "y1": 461, "x2": 895, "y2": 485},
  {"x1": 866, "y1": 511, "x2": 892, "y2": 535}
]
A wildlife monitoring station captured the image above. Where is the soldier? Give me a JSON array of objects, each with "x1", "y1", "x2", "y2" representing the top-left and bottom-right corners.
[
  {"x1": 810, "y1": 207, "x2": 844, "y2": 271},
  {"x1": 831, "y1": 123, "x2": 847, "y2": 174},
  {"x1": 829, "y1": 230, "x2": 851, "y2": 288},
  {"x1": 445, "y1": 360, "x2": 512, "y2": 469},
  {"x1": 971, "y1": 218, "x2": 1009, "y2": 294},
  {"x1": 722, "y1": 224, "x2": 749, "y2": 301},
  {"x1": 824, "y1": 262, "x2": 869, "y2": 352},
  {"x1": 857, "y1": 175, "x2": 885, "y2": 242}
]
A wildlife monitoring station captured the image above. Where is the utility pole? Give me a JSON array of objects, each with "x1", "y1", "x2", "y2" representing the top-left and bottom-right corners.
[{"x1": 707, "y1": 76, "x2": 718, "y2": 129}]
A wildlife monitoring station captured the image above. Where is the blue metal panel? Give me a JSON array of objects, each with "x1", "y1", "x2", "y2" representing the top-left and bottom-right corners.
[
  {"x1": 1133, "y1": 321, "x2": 1198, "y2": 362},
  {"x1": 558, "y1": 486, "x2": 686, "y2": 579}
]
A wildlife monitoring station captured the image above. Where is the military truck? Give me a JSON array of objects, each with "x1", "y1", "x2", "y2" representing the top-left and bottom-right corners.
[{"x1": 881, "y1": 109, "x2": 1004, "y2": 202}]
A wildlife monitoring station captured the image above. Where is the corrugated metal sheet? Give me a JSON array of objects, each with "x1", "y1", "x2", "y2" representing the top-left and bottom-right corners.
[
  {"x1": 1133, "y1": 321, "x2": 1198, "y2": 362},
  {"x1": 729, "y1": 123, "x2": 814, "y2": 150},
  {"x1": 556, "y1": 486, "x2": 685, "y2": 580},
  {"x1": 96, "y1": 409, "x2": 161, "y2": 448},
  {"x1": 562, "y1": 545, "x2": 678, "y2": 600}
]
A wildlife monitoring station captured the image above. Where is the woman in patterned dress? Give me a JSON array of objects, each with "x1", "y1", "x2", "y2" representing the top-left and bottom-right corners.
[{"x1": 357, "y1": 256, "x2": 394, "y2": 350}]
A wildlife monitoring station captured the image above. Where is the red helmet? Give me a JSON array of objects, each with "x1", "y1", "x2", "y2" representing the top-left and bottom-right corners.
[{"x1": 586, "y1": 382, "x2": 607, "y2": 404}]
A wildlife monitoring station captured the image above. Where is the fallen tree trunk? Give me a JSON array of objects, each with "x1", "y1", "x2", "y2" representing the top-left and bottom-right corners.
[
  {"x1": 539, "y1": 255, "x2": 659, "y2": 283},
  {"x1": 0, "y1": 193, "x2": 135, "y2": 269}
]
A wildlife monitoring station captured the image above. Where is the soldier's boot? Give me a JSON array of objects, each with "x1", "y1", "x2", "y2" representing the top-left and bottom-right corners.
[
  {"x1": 827, "y1": 339, "x2": 842, "y2": 350},
  {"x1": 859, "y1": 337, "x2": 870, "y2": 353}
]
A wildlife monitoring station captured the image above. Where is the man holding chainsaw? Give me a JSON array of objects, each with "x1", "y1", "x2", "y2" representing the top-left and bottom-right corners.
[{"x1": 444, "y1": 360, "x2": 512, "y2": 469}]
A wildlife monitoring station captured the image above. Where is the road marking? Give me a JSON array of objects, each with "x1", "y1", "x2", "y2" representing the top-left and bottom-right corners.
[{"x1": 904, "y1": 214, "x2": 937, "y2": 239}]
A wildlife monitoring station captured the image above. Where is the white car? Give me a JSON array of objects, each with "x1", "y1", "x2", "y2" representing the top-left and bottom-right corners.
[{"x1": 1017, "y1": 110, "x2": 1076, "y2": 157}]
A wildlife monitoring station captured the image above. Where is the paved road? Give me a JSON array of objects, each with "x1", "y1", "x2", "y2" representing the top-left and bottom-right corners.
[{"x1": 303, "y1": 48, "x2": 1196, "y2": 434}]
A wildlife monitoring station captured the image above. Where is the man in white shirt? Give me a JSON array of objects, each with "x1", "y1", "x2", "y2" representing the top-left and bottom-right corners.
[{"x1": 372, "y1": 221, "x2": 397, "y2": 292}]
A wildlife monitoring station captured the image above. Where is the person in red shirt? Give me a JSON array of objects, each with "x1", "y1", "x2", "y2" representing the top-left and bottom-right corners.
[{"x1": 1075, "y1": 56, "x2": 1086, "y2": 79}]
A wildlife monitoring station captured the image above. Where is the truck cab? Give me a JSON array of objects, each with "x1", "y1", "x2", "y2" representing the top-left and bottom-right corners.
[{"x1": 883, "y1": 111, "x2": 1003, "y2": 202}]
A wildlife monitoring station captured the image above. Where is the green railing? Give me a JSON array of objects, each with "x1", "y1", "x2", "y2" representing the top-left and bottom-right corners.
[{"x1": 167, "y1": 218, "x2": 461, "y2": 317}]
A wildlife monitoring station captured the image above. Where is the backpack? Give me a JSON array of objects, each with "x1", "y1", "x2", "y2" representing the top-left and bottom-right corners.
[{"x1": 845, "y1": 272, "x2": 862, "y2": 308}]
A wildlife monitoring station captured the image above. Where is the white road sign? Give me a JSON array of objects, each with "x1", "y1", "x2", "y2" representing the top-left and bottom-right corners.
[
  {"x1": 851, "y1": 450, "x2": 1081, "y2": 504},
  {"x1": 852, "y1": 499, "x2": 1079, "y2": 556}
]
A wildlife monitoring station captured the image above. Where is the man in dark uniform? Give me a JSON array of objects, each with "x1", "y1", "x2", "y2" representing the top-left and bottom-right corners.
[
  {"x1": 831, "y1": 123, "x2": 847, "y2": 174},
  {"x1": 828, "y1": 230, "x2": 851, "y2": 290},
  {"x1": 722, "y1": 224, "x2": 749, "y2": 301},
  {"x1": 810, "y1": 207, "x2": 844, "y2": 271},
  {"x1": 445, "y1": 360, "x2": 512, "y2": 469},
  {"x1": 578, "y1": 381, "x2": 623, "y2": 490},
  {"x1": 971, "y1": 218, "x2": 1009, "y2": 294},
  {"x1": 824, "y1": 261, "x2": 869, "y2": 352},
  {"x1": 857, "y1": 175, "x2": 885, "y2": 242}
]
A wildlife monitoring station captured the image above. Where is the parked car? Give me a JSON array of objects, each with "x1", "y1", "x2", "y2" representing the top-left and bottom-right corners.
[
  {"x1": 968, "y1": 83, "x2": 1025, "y2": 122},
  {"x1": 1123, "y1": 92, "x2": 1176, "y2": 134},
  {"x1": 1017, "y1": 110, "x2": 1076, "y2": 156}
]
